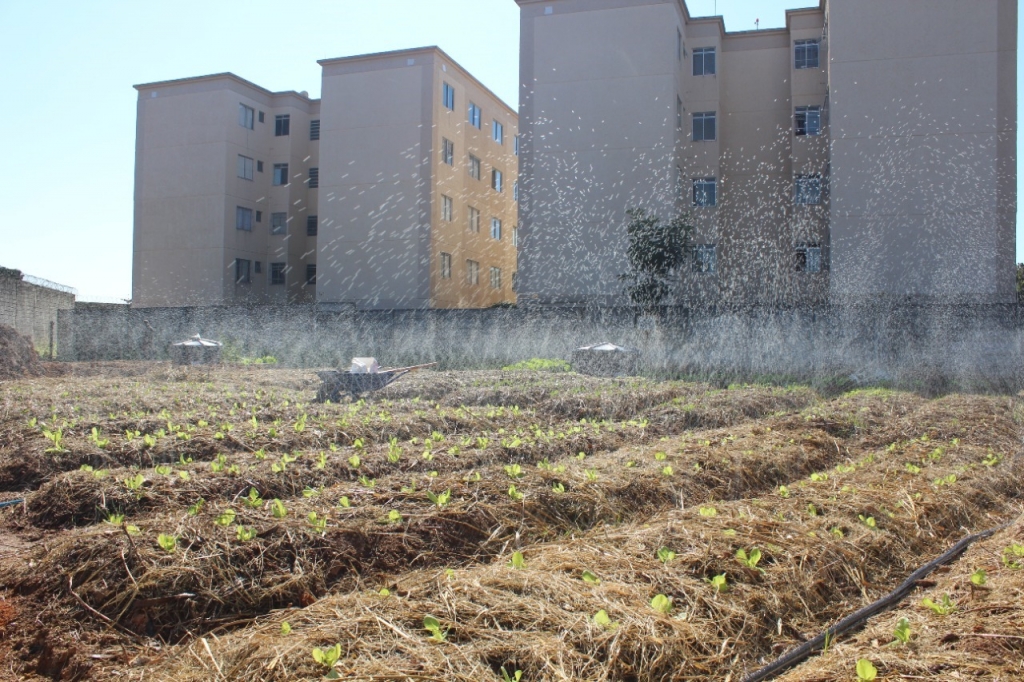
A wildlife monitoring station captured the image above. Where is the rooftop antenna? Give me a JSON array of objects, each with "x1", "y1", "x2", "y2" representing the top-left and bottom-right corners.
[{"x1": 755, "y1": 17, "x2": 760, "y2": 30}]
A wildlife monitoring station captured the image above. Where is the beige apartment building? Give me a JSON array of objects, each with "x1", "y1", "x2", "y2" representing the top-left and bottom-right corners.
[
  {"x1": 515, "y1": 0, "x2": 1017, "y2": 306},
  {"x1": 132, "y1": 47, "x2": 517, "y2": 309}
]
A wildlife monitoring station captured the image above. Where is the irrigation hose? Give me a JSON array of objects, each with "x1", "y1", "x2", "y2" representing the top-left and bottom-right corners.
[
  {"x1": 0, "y1": 499, "x2": 24, "y2": 509},
  {"x1": 740, "y1": 520, "x2": 1015, "y2": 682}
]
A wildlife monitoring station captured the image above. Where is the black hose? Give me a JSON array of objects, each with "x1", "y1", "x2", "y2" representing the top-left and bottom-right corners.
[{"x1": 741, "y1": 521, "x2": 1013, "y2": 682}]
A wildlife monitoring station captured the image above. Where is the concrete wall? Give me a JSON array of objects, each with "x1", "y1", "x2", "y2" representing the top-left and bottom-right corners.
[
  {"x1": 0, "y1": 269, "x2": 76, "y2": 354},
  {"x1": 56, "y1": 301, "x2": 1024, "y2": 392}
]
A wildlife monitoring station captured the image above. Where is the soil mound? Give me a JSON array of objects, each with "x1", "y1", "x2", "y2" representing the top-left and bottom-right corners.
[{"x1": 0, "y1": 325, "x2": 42, "y2": 380}]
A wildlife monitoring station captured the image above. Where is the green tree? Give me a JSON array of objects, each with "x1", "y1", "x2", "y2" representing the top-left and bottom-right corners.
[{"x1": 619, "y1": 208, "x2": 694, "y2": 314}]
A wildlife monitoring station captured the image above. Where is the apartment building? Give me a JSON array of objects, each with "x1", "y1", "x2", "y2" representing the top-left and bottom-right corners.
[
  {"x1": 132, "y1": 47, "x2": 517, "y2": 309},
  {"x1": 515, "y1": 0, "x2": 1016, "y2": 306}
]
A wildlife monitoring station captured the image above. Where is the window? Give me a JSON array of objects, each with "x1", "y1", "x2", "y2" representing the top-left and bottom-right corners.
[
  {"x1": 270, "y1": 262, "x2": 286, "y2": 285},
  {"x1": 255, "y1": 261, "x2": 262, "y2": 274},
  {"x1": 258, "y1": 111, "x2": 265, "y2": 124},
  {"x1": 795, "y1": 39, "x2": 820, "y2": 69},
  {"x1": 677, "y1": 96, "x2": 683, "y2": 129},
  {"x1": 468, "y1": 154, "x2": 481, "y2": 180},
  {"x1": 493, "y1": 120, "x2": 504, "y2": 145},
  {"x1": 693, "y1": 47, "x2": 716, "y2": 76},
  {"x1": 275, "y1": 114, "x2": 290, "y2": 136},
  {"x1": 513, "y1": 181, "x2": 519, "y2": 202},
  {"x1": 440, "y1": 252, "x2": 452, "y2": 279},
  {"x1": 692, "y1": 178, "x2": 717, "y2": 207},
  {"x1": 237, "y1": 155, "x2": 254, "y2": 180},
  {"x1": 795, "y1": 106, "x2": 821, "y2": 136},
  {"x1": 305, "y1": 263, "x2": 316, "y2": 286},
  {"x1": 677, "y1": 29, "x2": 683, "y2": 61},
  {"x1": 309, "y1": 119, "x2": 320, "y2": 141},
  {"x1": 512, "y1": 226, "x2": 519, "y2": 247},
  {"x1": 512, "y1": 271, "x2": 518, "y2": 291},
  {"x1": 514, "y1": 135, "x2": 520, "y2": 156},
  {"x1": 442, "y1": 138, "x2": 454, "y2": 166},
  {"x1": 468, "y1": 206, "x2": 480, "y2": 232},
  {"x1": 308, "y1": 167, "x2": 319, "y2": 189},
  {"x1": 256, "y1": 210, "x2": 262, "y2": 223},
  {"x1": 795, "y1": 244, "x2": 822, "y2": 273},
  {"x1": 795, "y1": 175, "x2": 823, "y2": 205},
  {"x1": 466, "y1": 259, "x2": 479, "y2": 285},
  {"x1": 492, "y1": 168, "x2": 503, "y2": 192},
  {"x1": 692, "y1": 112, "x2": 716, "y2": 141},
  {"x1": 238, "y1": 104, "x2": 254, "y2": 129},
  {"x1": 443, "y1": 82, "x2": 455, "y2": 110},
  {"x1": 442, "y1": 195, "x2": 453, "y2": 222},
  {"x1": 491, "y1": 217, "x2": 502, "y2": 240},
  {"x1": 306, "y1": 215, "x2": 318, "y2": 236},
  {"x1": 235, "y1": 207, "x2": 253, "y2": 232},
  {"x1": 468, "y1": 102, "x2": 482, "y2": 128},
  {"x1": 693, "y1": 244, "x2": 716, "y2": 273},
  {"x1": 271, "y1": 212, "x2": 287, "y2": 235},
  {"x1": 235, "y1": 258, "x2": 251, "y2": 283},
  {"x1": 490, "y1": 267, "x2": 502, "y2": 289},
  {"x1": 273, "y1": 163, "x2": 289, "y2": 186},
  {"x1": 257, "y1": 160, "x2": 264, "y2": 173}
]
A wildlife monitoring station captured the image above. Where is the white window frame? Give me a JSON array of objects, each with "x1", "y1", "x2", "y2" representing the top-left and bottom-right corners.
[
  {"x1": 468, "y1": 206, "x2": 480, "y2": 233},
  {"x1": 235, "y1": 206, "x2": 253, "y2": 232},
  {"x1": 468, "y1": 154, "x2": 481, "y2": 180},
  {"x1": 795, "y1": 106, "x2": 821, "y2": 136},
  {"x1": 237, "y1": 155, "x2": 254, "y2": 180},
  {"x1": 238, "y1": 104, "x2": 254, "y2": 129},
  {"x1": 442, "y1": 138, "x2": 454, "y2": 166},
  {"x1": 468, "y1": 102, "x2": 482, "y2": 128},
  {"x1": 491, "y1": 217, "x2": 502, "y2": 241},
  {"x1": 693, "y1": 244, "x2": 717, "y2": 274},
  {"x1": 795, "y1": 243, "x2": 823, "y2": 273},
  {"x1": 442, "y1": 195, "x2": 453, "y2": 222},
  {"x1": 270, "y1": 262, "x2": 286, "y2": 285},
  {"x1": 235, "y1": 258, "x2": 251, "y2": 284},
  {"x1": 466, "y1": 259, "x2": 479, "y2": 286},
  {"x1": 270, "y1": 212, "x2": 288, "y2": 235},
  {"x1": 692, "y1": 112, "x2": 716, "y2": 142},
  {"x1": 443, "y1": 82, "x2": 455, "y2": 110},
  {"x1": 492, "y1": 168, "x2": 503, "y2": 193},
  {"x1": 440, "y1": 252, "x2": 452, "y2": 279},
  {"x1": 693, "y1": 47, "x2": 716, "y2": 76},
  {"x1": 795, "y1": 39, "x2": 820, "y2": 69},
  {"x1": 274, "y1": 114, "x2": 290, "y2": 136},
  {"x1": 512, "y1": 226, "x2": 519, "y2": 248},
  {"x1": 493, "y1": 120, "x2": 504, "y2": 145},
  {"x1": 692, "y1": 178, "x2": 717, "y2": 207},
  {"x1": 273, "y1": 163, "x2": 288, "y2": 186},
  {"x1": 490, "y1": 266, "x2": 502, "y2": 290}
]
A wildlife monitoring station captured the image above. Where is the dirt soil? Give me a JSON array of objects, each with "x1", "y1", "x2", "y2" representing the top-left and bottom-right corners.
[
  {"x1": 0, "y1": 327, "x2": 42, "y2": 381},
  {"x1": 0, "y1": 365, "x2": 1019, "y2": 681}
]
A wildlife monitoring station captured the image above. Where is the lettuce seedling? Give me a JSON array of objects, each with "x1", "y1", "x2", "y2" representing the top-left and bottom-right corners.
[
  {"x1": 650, "y1": 594, "x2": 673, "y2": 614},
  {"x1": 157, "y1": 534, "x2": 177, "y2": 553},
  {"x1": 508, "y1": 551, "x2": 526, "y2": 569},
  {"x1": 892, "y1": 617, "x2": 911, "y2": 645},
  {"x1": 423, "y1": 616, "x2": 447, "y2": 642},
  {"x1": 856, "y1": 659, "x2": 878, "y2": 681}
]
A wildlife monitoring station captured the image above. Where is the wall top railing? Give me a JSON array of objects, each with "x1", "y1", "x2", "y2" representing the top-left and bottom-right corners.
[{"x1": 21, "y1": 274, "x2": 78, "y2": 297}]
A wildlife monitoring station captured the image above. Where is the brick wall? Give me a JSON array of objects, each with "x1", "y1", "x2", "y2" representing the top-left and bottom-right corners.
[{"x1": 0, "y1": 268, "x2": 76, "y2": 355}]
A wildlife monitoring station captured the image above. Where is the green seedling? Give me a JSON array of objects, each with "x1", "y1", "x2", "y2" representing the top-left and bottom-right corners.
[
  {"x1": 215, "y1": 508, "x2": 236, "y2": 526},
  {"x1": 236, "y1": 526, "x2": 256, "y2": 542},
  {"x1": 187, "y1": 498, "x2": 205, "y2": 516},
  {"x1": 905, "y1": 462, "x2": 921, "y2": 474},
  {"x1": 154, "y1": 464, "x2": 172, "y2": 476},
  {"x1": 337, "y1": 496, "x2": 351, "y2": 509},
  {"x1": 504, "y1": 464, "x2": 524, "y2": 479},
  {"x1": 423, "y1": 615, "x2": 447, "y2": 642},
  {"x1": 831, "y1": 526, "x2": 845, "y2": 539},
  {"x1": 654, "y1": 451, "x2": 667, "y2": 461},
  {"x1": 293, "y1": 414, "x2": 307, "y2": 433},
  {"x1": 179, "y1": 453, "x2": 193, "y2": 465},
  {"x1": 650, "y1": 594, "x2": 673, "y2": 614},
  {"x1": 500, "y1": 667, "x2": 523, "y2": 682},
  {"x1": 699, "y1": 506, "x2": 717, "y2": 517},
  {"x1": 387, "y1": 509, "x2": 402, "y2": 524},
  {"x1": 123, "y1": 474, "x2": 145, "y2": 496},
  {"x1": 971, "y1": 569, "x2": 988, "y2": 586},
  {"x1": 311, "y1": 643, "x2": 341, "y2": 675},
  {"x1": 316, "y1": 452, "x2": 327, "y2": 469},
  {"x1": 892, "y1": 617, "x2": 911, "y2": 645},
  {"x1": 378, "y1": 588, "x2": 390, "y2": 597},
  {"x1": 308, "y1": 512, "x2": 327, "y2": 534},
  {"x1": 426, "y1": 489, "x2": 451, "y2": 508},
  {"x1": 778, "y1": 485, "x2": 790, "y2": 498},
  {"x1": 157, "y1": 533, "x2": 177, "y2": 553},
  {"x1": 921, "y1": 594, "x2": 957, "y2": 615},
  {"x1": 358, "y1": 475, "x2": 376, "y2": 489},
  {"x1": 245, "y1": 488, "x2": 264, "y2": 508},
  {"x1": 507, "y1": 485, "x2": 524, "y2": 501},
  {"x1": 705, "y1": 573, "x2": 729, "y2": 593},
  {"x1": 736, "y1": 548, "x2": 763, "y2": 571},
  {"x1": 856, "y1": 659, "x2": 878, "y2": 681},
  {"x1": 1003, "y1": 543, "x2": 1024, "y2": 569},
  {"x1": 581, "y1": 570, "x2": 601, "y2": 584},
  {"x1": 302, "y1": 486, "x2": 321, "y2": 498},
  {"x1": 280, "y1": 621, "x2": 291, "y2": 635},
  {"x1": 657, "y1": 547, "x2": 676, "y2": 564},
  {"x1": 810, "y1": 472, "x2": 828, "y2": 482},
  {"x1": 552, "y1": 482, "x2": 566, "y2": 494},
  {"x1": 807, "y1": 503, "x2": 819, "y2": 516},
  {"x1": 585, "y1": 468, "x2": 599, "y2": 482},
  {"x1": 592, "y1": 610, "x2": 618, "y2": 630},
  {"x1": 270, "y1": 499, "x2": 288, "y2": 519},
  {"x1": 89, "y1": 427, "x2": 110, "y2": 448},
  {"x1": 661, "y1": 465, "x2": 674, "y2": 477},
  {"x1": 388, "y1": 438, "x2": 402, "y2": 463},
  {"x1": 859, "y1": 515, "x2": 877, "y2": 530},
  {"x1": 348, "y1": 454, "x2": 361, "y2": 469},
  {"x1": 508, "y1": 551, "x2": 526, "y2": 569},
  {"x1": 43, "y1": 428, "x2": 67, "y2": 453}
]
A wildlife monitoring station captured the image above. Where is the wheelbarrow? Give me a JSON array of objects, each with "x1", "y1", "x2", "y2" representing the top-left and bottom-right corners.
[{"x1": 316, "y1": 363, "x2": 437, "y2": 402}]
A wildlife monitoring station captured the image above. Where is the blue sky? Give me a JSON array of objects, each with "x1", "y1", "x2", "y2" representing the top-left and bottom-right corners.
[{"x1": 0, "y1": 0, "x2": 1019, "y2": 300}]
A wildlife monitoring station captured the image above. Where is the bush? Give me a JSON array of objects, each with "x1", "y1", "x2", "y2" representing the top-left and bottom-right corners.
[{"x1": 502, "y1": 358, "x2": 571, "y2": 372}]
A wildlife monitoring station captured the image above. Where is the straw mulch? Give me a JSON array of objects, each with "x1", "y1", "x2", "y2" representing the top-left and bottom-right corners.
[{"x1": 0, "y1": 325, "x2": 42, "y2": 381}]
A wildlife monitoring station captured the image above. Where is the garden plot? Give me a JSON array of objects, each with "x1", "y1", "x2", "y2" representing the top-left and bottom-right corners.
[{"x1": 0, "y1": 366, "x2": 1019, "y2": 681}]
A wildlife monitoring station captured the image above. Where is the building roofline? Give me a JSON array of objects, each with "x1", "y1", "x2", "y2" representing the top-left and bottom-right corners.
[
  {"x1": 318, "y1": 45, "x2": 517, "y2": 117},
  {"x1": 133, "y1": 72, "x2": 319, "y2": 102}
]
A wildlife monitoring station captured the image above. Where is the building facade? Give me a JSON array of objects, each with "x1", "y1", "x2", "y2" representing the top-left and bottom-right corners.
[
  {"x1": 515, "y1": 0, "x2": 1017, "y2": 306},
  {"x1": 132, "y1": 47, "x2": 517, "y2": 309}
]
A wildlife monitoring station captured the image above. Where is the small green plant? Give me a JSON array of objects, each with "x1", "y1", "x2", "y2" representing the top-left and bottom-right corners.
[
  {"x1": 971, "y1": 568, "x2": 988, "y2": 586},
  {"x1": 123, "y1": 474, "x2": 145, "y2": 497},
  {"x1": 500, "y1": 667, "x2": 523, "y2": 682},
  {"x1": 650, "y1": 594, "x2": 673, "y2": 614},
  {"x1": 654, "y1": 451, "x2": 667, "y2": 461},
  {"x1": 859, "y1": 514, "x2": 877, "y2": 530},
  {"x1": 699, "y1": 506, "x2": 717, "y2": 517},
  {"x1": 778, "y1": 485, "x2": 790, "y2": 498},
  {"x1": 892, "y1": 617, "x2": 911, "y2": 645},
  {"x1": 507, "y1": 485, "x2": 524, "y2": 501},
  {"x1": 244, "y1": 488, "x2": 263, "y2": 508},
  {"x1": 423, "y1": 615, "x2": 448, "y2": 642},
  {"x1": 348, "y1": 453, "x2": 361, "y2": 469},
  {"x1": 509, "y1": 551, "x2": 526, "y2": 569},
  {"x1": 856, "y1": 659, "x2": 878, "y2": 681},
  {"x1": 810, "y1": 472, "x2": 828, "y2": 482},
  {"x1": 187, "y1": 498, "x2": 205, "y2": 516},
  {"x1": 921, "y1": 594, "x2": 957, "y2": 615},
  {"x1": 215, "y1": 508, "x2": 236, "y2": 526},
  {"x1": 270, "y1": 499, "x2": 288, "y2": 519},
  {"x1": 43, "y1": 427, "x2": 67, "y2": 453},
  {"x1": 426, "y1": 489, "x2": 451, "y2": 509},
  {"x1": 311, "y1": 643, "x2": 341, "y2": 676},
  {"x1": 157, "y1": 533, "x2": 177, "y2": 553},
  {"x1": 551, "y1": 482, "x2": 566, "y2": 494},
  {"x1": 358, "y1": 475, "x2": 376, "y2": 489},
  {"x1": 236, "y1": 526, "x2": 256, "y2": 542},
  {"x1": 504, "y1": 464, "x2": 524, "y2": 479},
  {"x1": 736, "y1": 548, "x2": 763, "y2": 571},
  {"x1": 388, "y1": 437, "x2": 402, "y2": 463},
  {"x1": 308, "y1": 512, "x2": 327, "y2": 534},
  {"x1": 280, "y1": 621, "x2": 292, "y2": 635},
  {"x1": 387, "y1": 509, "x2": 402, "y2": 524},
  {"x1": 705, "y1": 573, "x2": 729, "y2": 593},
  {"x1": 89, "y1": 427, "x2": 110, "y2": 449},
  {"x1": 1003, "y1": 543, "x2": 1024, "y2": 569},
  {"x1": 581, "y1": 570, "x2": 601, "y2": 584},
  {"x1": 337, "y1": 496, "x2": 351, "y2": 509},
  {"x1": 592, "y1": 609, "x2": 618, "y2": 630},
  {"x1": 585, "y1": 468, "x2": 600, "y2": 482},
  {"x1": 905, "y1": 462, "x2": 922, "y2": 474},
  {"x1": 661, "y1": 465, "x2": 674, "y2": 476},
  {"x1": 657, "y1": 547, "x2": 676, "y2": 564},
  {"x1": 502, "y1": 358, "x2": 570, "y2": 372}
]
